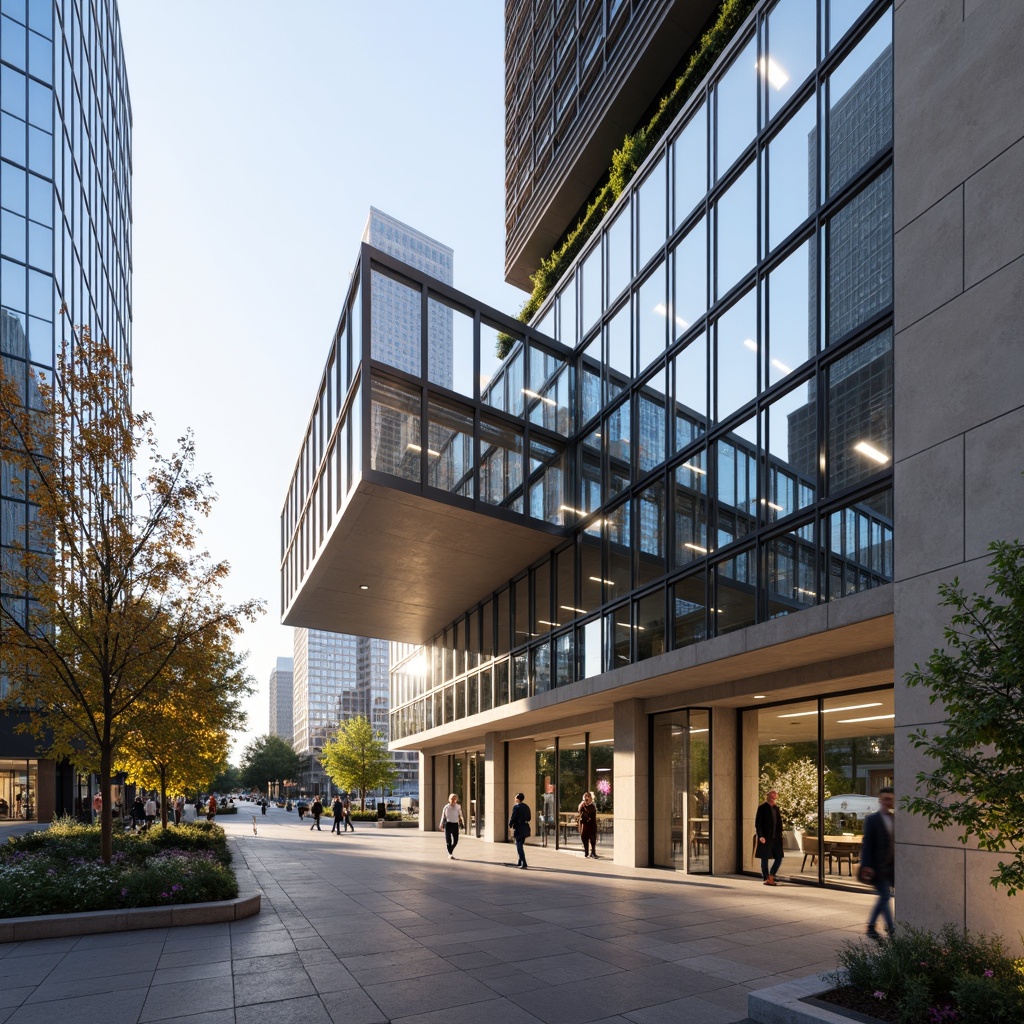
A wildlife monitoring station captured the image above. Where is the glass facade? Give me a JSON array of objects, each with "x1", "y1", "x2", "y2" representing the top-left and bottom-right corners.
[
  {"x1": 1, "y1": 0, "x2": 131, "y2": 690},
  {"x1": 378, "y1": 0, "x2": 893, "y2": 744}
]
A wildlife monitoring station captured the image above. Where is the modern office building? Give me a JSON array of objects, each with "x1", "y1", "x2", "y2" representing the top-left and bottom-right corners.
[
  {"x1": 0, "y1": 0, "x2": 132, "y2": 821},
  {"x1": 268, "y1": 656, "x2": 294, "y2": 743},
  {"x1": 283, "y1": 0, "x2": 1023, "y2": 948},
  {"x1": 291, "y1": 628, "x2": 417, "y2": 798}
]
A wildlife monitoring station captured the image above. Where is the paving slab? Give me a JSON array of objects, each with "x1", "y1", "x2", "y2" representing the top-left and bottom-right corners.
[{"x1": 0, "y1": 807, "x2": 876, "y2": 1023}]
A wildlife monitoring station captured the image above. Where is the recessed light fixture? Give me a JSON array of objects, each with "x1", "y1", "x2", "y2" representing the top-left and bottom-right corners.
[
  {"x1": 754, "y1": 695, "x2": 766, "y2": 699},
  {"x1": 359, "y1": 585, "x2": 369, "y2": 591},
  {"x1": 853, "y1": 440, "x2": 889, "y2": 464}
]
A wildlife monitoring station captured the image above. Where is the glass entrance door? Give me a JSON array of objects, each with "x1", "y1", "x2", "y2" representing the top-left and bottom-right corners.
[{"x1": 652, "y1": 710, "x2": 710, "y2": 872}]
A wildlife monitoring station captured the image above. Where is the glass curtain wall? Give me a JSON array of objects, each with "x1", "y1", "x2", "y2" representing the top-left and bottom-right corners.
[
  {"x1": 749, "y1": 687, "x2": 893, "y2": 888},
  {"x1": 652, "y1": 710, "x2": 711, "y2": 872},
  {"x1": 0, "y1": 758, "x2": 37, "y2": 819}
]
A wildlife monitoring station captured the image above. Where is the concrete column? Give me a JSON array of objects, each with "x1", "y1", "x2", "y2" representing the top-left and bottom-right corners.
[
  {"x1": 613, "y1": 698, "x2": 648, "y2": 867},
  {"x1": 507, "y1": 738, "x2": 534, "y2": 851},
  {"x1": 418, "y1": 751, "x2": 434, "y2": 833},
  {"x1": 740, "y1": 708, "x2": 761, "y2": 873},
  {"x1": 483, "y1": 732, "x2": 506, "y2": 844},
  {"x1": 710, "y1": 707, "x2": 738, "y2": 875}
]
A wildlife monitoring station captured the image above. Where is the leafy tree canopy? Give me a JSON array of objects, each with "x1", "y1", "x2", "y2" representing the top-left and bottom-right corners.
[
  {"x1": 239, "y1": 734, "x2": 301, "y2": 794},
  {"x1": 320, "y1": 716, "x2": 397, "y2": 811},
  {"x1": 0, "y1": 320, "x2": 264, "y2": 861},
  {"x1": 904, "y1": 539, "x2": 1024, "y2": 895},
  {"x1": 760, "y1": 757, "x2": 831, "y2": 832}
]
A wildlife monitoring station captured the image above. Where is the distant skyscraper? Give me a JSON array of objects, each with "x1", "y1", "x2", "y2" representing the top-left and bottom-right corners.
[{"x1": 268, "y1": 657, "x2": 294, "y2": 743}]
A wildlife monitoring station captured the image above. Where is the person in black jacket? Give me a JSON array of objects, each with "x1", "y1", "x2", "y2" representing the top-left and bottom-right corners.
[
  {"x1": 309, "y1": 796, "x2": 323, "y2": 831},
  {"x1": 508, "y1": 792, "x2": 532, "y2": 869},
  {"x1": 755, "y1": 789, "x2": 784, "y2": 886},
  {"x1": 859, "y1": 788, "x2": 895, "y2": 940}
]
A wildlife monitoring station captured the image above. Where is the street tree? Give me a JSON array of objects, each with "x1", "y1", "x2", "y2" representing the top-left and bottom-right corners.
[
  {"x1": 118, "y1": 637, "x2": 253, "y2": 826},
  {"x1": 239, "y1": 734, "x2": 302, "y2": 797},
  {"x1": 0, "y1": 322, "x2": 264, "y2": 862},
  {"x1": 320, "y1": 716, "x2": 397, "y2": 810},
  {"x1": 905, "y1": 539, "x2": 1024, "y2": 895}
]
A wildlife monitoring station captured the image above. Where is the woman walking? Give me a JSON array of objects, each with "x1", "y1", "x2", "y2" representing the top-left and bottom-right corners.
[
  {"x1": 578, "y1": 791, "x2": 598, "y2": 858},
  {"x1": 438, "y1": 793, "x2": 465, "y2": 859}
]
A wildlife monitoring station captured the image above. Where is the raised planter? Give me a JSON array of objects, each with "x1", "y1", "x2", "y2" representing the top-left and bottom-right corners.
[
  {"x1": 0, "y1": 893, "x2": 260, "y2": 943},
  {"x1": 376, "y1": 819, "x2": 419, "y2": 828},
  {"x1": 748, "y1": 973, "x2": 859, "y2": 1024}
]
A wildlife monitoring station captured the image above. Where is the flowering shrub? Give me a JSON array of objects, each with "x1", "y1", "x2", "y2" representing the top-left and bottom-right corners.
[
  {"x1": 823, "y1": 923, "x2": 1024, "y2": 1024},
  {"x1": 0, "y1": 818, "x2": 237, "y2": 917}
]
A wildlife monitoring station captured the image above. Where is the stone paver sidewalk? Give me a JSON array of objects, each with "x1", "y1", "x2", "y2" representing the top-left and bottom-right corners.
[{"x1": 0, "y1": 807, "x2": 873, "y2": 1024}]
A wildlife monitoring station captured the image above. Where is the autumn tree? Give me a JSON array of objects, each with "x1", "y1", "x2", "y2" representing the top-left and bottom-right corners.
[
  {"x1": 904, "y1": 540, "x2": 1024, "y2": 894},
  {"x1": 239, "y1": 734, "x2": 302, "y2": 797},
  {"x1": 118, "y1": 635, "x2": 253, "y2": 827},
  {"x1": 0, "y1": 322, "x2": 263, "y2": 862},
  {"x1": 320, "y1": 716, "x2": 397, "y2": 810}
]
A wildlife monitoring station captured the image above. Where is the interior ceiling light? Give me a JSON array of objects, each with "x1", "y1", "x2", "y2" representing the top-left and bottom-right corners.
[
  {"x1": 837, "y1": 714, "x2": 895, "y2": 724},
  {"x1": 754, "y1": 695, "x2": 766, "y2": 699},
  {"x1": 684, "y1": 542, "x2": 708, "y2": 553},
  {"x1": 854, "y1": 440, "x2": 890, "y2": 464},
  {"x1": 359, "y1": 584, "x2": 369, "y2": 590},
  {"x1": 681, "y1": 462, "x2": 706, "y2": 475},
  {"x1": 743, "y1": 338, "x2": 758, "y2": 352},
  {"x1": 771, "y1": 357, "x2": 792, "y2": 374},
  {"x1": 778, "y1": 702, "x2": 883, "y2": 719}
]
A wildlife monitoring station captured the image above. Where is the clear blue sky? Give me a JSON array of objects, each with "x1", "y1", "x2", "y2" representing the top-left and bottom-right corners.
[{"x1": 117, "y1": 2, "x2": 525, "y2": 758}]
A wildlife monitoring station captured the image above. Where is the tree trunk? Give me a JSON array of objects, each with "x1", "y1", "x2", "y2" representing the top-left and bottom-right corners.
[
  {"x1": 159, "y1": 764, "x2": 168, "y2": 828},
  {"x1": 99, "y1": 745, "x2": 113, "y2": 864}
]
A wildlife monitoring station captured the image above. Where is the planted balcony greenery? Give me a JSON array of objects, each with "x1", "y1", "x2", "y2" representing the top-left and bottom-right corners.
[{"x1": 498, "y1": 0, "x2": 757, "y2": 357}]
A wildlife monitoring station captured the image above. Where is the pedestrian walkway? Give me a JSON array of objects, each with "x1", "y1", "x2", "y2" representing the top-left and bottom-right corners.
[{"x1": 0, "y1": 805, "x2": 873, "y2": 1024}]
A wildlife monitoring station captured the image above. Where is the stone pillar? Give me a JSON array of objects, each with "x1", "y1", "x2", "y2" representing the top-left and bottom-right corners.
[
  {"x1": 613, "y1": 698, "x2": 648, "y2": 867},
  {"x1": 507, "y1": 738, "x2": 534, "y2": 850},
  {"x1": 484, "y1": 732, "x2": 506, "y2": 844},
  {"x1": 710, "y1": 707, "x2": 738, "y2": 875},
  {"x1": 894, "y1": 0, "x2": 1024, "y2": 953},
  {"x1": 418, "y1": 751, "x2": 434, "y2": 833},
  {"x1": 740, "y1": 708, "x2": 761, "y2": 873}
]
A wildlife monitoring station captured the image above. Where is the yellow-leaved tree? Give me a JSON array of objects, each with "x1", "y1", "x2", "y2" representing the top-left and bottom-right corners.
[{"x1": 0, "y1": 319, "x2": 263, "y2": 862}]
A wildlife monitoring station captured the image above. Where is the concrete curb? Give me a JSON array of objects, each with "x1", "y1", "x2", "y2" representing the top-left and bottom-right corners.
[
  {"x1": 0, "y1": 893, "x2": 260, "y2": 942},
  {"x1": 748, "y1": 973, "x2": 858, "y2": 1024}
]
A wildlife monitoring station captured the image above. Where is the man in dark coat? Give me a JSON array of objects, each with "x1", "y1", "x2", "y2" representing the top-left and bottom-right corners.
[
  {"x1": 755, "y1": 789, "x2": 784, "y2": 885},
  {"x1": 309, "y1": 796, "x2": 323, "y2": 831},
  {"x1": 859, "y1": 787, "x2": 895, "y2": 940},
  {"x1": 508, "y1": 792, "x2": 532, "y2": 869}
]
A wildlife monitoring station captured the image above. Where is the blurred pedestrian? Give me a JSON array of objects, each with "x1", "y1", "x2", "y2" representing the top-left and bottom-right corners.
[
  {"x1": 438, "y1": 793, "x2": 465, "y2": 859},
  {"x1": 331, "y1": 796, "x2": 343, "y2": 834},
  {"x1": 508, "y1": 792, "x2": 532, "y2": 869},
  {"x1": 342, "y1": 796, "x2": 354, "y2": 832},
  {"x1": 309, "y1": 796, "x2": 323, "y2": 831},
  {"x1": 173, "y1": 794, "x2": 184, "y2": 825},
  {"x1": 207, "y1": 794, "x2": 217, "y2": 821},
  {"x1": 860, "y1": 787, "x2": 896, "y2": 941},
  {"x1": 577, "y1": 791, "x2": 598, "y2": 859},
  {"x1": 131, "y1": 795, "x2": 145, "y2": 831},
  {"x1": 144, "y1": 794, "x2": 157, "y2": 830}
]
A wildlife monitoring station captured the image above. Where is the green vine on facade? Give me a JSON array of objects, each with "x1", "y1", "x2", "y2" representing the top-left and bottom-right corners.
[{"x1": 497, "y1": 0, "x2": 757, "y2": 359}]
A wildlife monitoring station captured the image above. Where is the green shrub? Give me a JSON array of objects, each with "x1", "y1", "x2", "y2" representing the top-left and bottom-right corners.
[
  {"x1": 826, "y1": 923, "x2": 1024, "y2": 1024},
  {"x1": 0, "y1": 816, "x2": 237, "y2": 916}
]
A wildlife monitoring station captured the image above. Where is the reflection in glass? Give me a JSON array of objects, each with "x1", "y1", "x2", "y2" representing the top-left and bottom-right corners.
[
  {"x1": 580, "y1": 526, "x2": 602, "y2": 612},
  {"x1": 606, "y1": 300, "x2": 631, "y2": 401},
  {"x1": 767, "y1": 95, "x2": 816, "y2": 252},
  {"x1": 636, "y1": 481, "x2": 665, "y2": 584},
  {"x1": 636, "y1": 261, "x2": 667, "y2": 374},
  {"x1": 429, "y1": 298, "x2": 472, "y2": 396},
  {"x1": 766, "y1": 522, "x2": 818, "y2": 617},
  {"x1": 606, "y1": 204, "x2": 631, "y2": 303},
  {"x1": 765, "y1": 0, "x2": 817, "y2": 120},
  {"x1": 652, "y1": 708, "x2": 710, "y2": 872},
  {"x1": 636, "y1": 153, "x2": 666, "y2": 271},
  {"x1": 672, "y1": 103, "x2": 707, "y2": 229},
  {"x1": 828, "y1": 487, "x2": 893, "y2": 599},
  {"x1": 554, "y1": 632, "x2": 574, "y2": 687},
  {"x1": 578, "y1": 429, "x2": 602, "y2": 514},
  {"x1": 369, "y1": 375, "x2": 420, "y2": 482},
  {"x1": 829, "y1": 0, "x2": 876, "y2": 52},
  {"x1": 605, "y1": 609, "x2": 631, "y2": 669},
  {"x1": 532, "y1": 559, "x2": 552, "y2": 637},
  {"x1": 715, "y1": 418, "x2": 757, "y2": 549},
  {"x1": 427, "y1": 397, "x2": 474, "y2": 497},
  {"x1": 528, "y1": 437, "x2": 566, "y2": 525},
  {"x1": 767, "y1": 238, "x2": 814, "y2": 385},
  {"x1": 715, "y1": 161, "x2": 757, "y2": 299},
  {"x1": 673, "y1": 456, "x2": 708, "y2": 567},
  {"x1": 673, "y1": 216, "x2": 707, "y2": 334},
  {"x1": 581, "y1": 241, "x2": 602, "y2": 336},
  {"x1": 672, "y1": 572, "x2": 707, "y2": 647},
  {"x1": 715, "y1": 548, "x2": 756, "y2": 634},
  {"x1": 605, "y1": 502, "x2": 630, "y2": 601},
  {"x1": 636, "y1": 368, "x2": 666, "y2": 474},
  {"x1": 828, "y1": 15, "x2": 892, "y2": 197},
  {"x1": 636, "y1": 589, "x2": 666, "y2": 660},
  {"x1": 766, "y1": 379, "x2": 816, "y2": 518},
  {"x1": 715, "y1": 36, "x2": 757, "y2": 178},
  {"x1": 580, "y1": 334, "x2": 602, "y2": 425},
  {"x1": 559, "y1": 273, "x2": 578, "y2": 348},
  {"x1": 715, "y1": 287, "x2": 757, "y2": 422},
  {"x1": 673, "y1": 332, "x2": 707, "y2": 451},
  {"x1": 580, "y1": 618, "x2": 601, "y2": 678},
  {"x1": 828, "y1": 169, "x2": 892, "y2": 343},
  {"x1": 480, "y1": 415, "x2": 523, "y2": 510},
  {"x1": 371, "y1": 269, "x2": 421, "y2": 376},
  {"x1": 480, "y1": 321, "x2": 510, "y2": 409},
  {"x1": 827, "y1": 330, "x2": 892, "y2": 496},
  {"x1": 607, "y1": 399, "x2": 631, "y2": 497}
]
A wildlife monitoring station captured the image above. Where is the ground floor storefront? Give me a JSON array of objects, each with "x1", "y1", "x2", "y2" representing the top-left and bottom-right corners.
[{"x1": 416, "y1": 679, "x2": 894, "y2": 897}]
